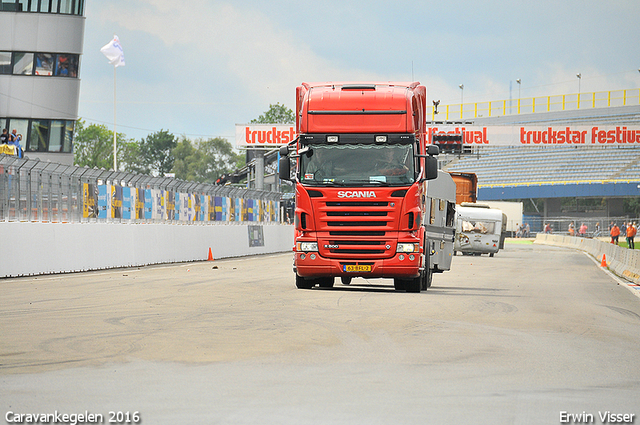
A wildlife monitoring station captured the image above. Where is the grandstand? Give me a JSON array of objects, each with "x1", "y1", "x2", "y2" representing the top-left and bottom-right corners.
[
  {"x1": 444, "y1": 144, "x2": 640, "y2": 185},
  {"x1": 439, "y1": 103, "x2": 640, "y2": 227}
]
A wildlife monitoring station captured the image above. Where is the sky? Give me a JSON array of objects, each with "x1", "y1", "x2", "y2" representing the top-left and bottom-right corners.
[{"x1": 79, "y1": 0, "x2": 640, "y2": 144}]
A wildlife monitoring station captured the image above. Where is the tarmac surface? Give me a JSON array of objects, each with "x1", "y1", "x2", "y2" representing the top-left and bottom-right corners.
[{"x1": 1, "y1": 241, "x2": 640, "y2": 424}]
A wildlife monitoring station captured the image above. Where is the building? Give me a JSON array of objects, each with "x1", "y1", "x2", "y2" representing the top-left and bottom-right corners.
[{"x1": 0, "y1": 0, "x2": 85, "y2": 165}]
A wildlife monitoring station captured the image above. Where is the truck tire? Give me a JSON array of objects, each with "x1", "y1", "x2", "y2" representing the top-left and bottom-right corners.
[
  {"x1": 296, "y1": 274, "x2": 315, "y2": 289},
  {"x1": 393, "y1": 278, "x2": 406, "y2": 291},
  {"x1": 422, "y1": 252, "x2": 432, "y2": 291},
  {"x1": 405, "y1": 275, "x2": 421, "y2": 293},
  {"x1": 341, "y1": 277, "x2": 352, "y2": 285},
  {"x1": 318, "y1": 277, "x2": 335, "y2": 288}
]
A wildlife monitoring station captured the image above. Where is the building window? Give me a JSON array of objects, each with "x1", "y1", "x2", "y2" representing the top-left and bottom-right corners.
[
  {"x1": 59, "y1": 0, "x2": 72, "y2": 14},
  {"x1": 29, "y1": 119, "x2": 50, "y2": 151},
  {"x1": 0, "y1": 0, "x2": 84, "y2": 14},
  {"x1": 55, "y1": 54, "x2": 78, "y2": 77},
  {"x1": 35, "y1": 53, "x2": 54, "y2": 76},
  {"x1": 3, "y1": 118, "x2": 74, "y2": 153},
  {"x1": 3, "y1": 51, "x2": 79, "y2": 77},
  {"x1": 0, "y1": 51, "x2": 11, "y2": 74},
  {"x1": 8, "y1": 119, "x2": 29, "y2": 148},
  {"x1": 13, "y1": 52, "x2": 34, "y2": 75}
]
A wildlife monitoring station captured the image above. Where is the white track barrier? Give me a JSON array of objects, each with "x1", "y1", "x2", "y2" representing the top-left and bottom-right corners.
[
  {"x1": 1, "y1": 222, "x2": 294, "y2": 277},
  {"x1": 535, "y1": 233, "x2": 640, "y2": 285}
]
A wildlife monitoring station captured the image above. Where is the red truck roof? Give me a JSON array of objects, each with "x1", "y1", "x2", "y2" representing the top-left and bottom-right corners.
[{"x1": 297, "y1": 82, "x2": 426, "y2": 135}]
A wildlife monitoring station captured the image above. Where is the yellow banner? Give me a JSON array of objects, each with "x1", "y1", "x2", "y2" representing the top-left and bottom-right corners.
[{"x1": 0, "y1": 145, "x2": 16, "y2": 155}]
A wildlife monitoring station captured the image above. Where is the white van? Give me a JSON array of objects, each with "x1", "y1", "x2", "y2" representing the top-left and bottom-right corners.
[{"x1": 454, "y1": 203, "x2": 504, "y2": 256}]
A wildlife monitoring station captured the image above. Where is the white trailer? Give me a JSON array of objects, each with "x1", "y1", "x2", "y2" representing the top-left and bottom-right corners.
[
  {"x1": 454, "y1": 203, "x2": 504, "y2": 256},
  {"x1": 424, "y1": 170, "x2": 457, "y2": 285}
]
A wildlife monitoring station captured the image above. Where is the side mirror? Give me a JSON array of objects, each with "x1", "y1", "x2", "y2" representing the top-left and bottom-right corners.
[
  {"x1": 425, "y1": 155, "x2": 438, "y2": 180},
  {"x1": 279, "y1": 145, "x2": 289, "y2": 157},
  {"x1": 279, "y1": 157, "x2": 291, "y2": 181},
  {"x1": 418, "y1": 144, "x2": 439, "y2": 181}
]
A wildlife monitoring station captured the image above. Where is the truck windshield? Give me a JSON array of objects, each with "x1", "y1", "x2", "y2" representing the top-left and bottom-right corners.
[{"x1": 300, "y1": 144, "x2": 415, "y2": 186}]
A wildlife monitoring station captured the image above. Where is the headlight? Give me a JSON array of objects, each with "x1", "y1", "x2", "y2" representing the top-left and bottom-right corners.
[
  {"x1": 296, "y1": 241, "x2": 318, "y2": 252},
  {"x1": 396, "y1": 243, "x2": 419, "y2": 253}
]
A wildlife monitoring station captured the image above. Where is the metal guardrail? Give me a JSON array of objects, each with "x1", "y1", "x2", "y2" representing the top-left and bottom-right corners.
[
  {"x1": 0, "y1": 155, "x2": 283, "y2": 224},
  {"x1": 428, "y1": 88, "x2": 640, "y2": 121}
]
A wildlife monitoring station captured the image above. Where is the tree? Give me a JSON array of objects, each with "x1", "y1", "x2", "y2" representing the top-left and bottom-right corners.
[
  {"x1": 73, "y1": 119, "x2": 128, "y2": 170},
  {"x1": 250, "y1": 103, "x2": 295, "y2": 124},
  {"x1": 172, "y1": 137, "x2": 201, "y2": 182},
  {"x1": 130, "y1": 130, "x2": 178, "y2": 176},
  {"x1": 172, "y1": 136, "x2": 242, "y2": 184}
]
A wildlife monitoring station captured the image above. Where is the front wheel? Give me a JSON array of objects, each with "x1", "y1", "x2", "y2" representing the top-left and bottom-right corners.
[
  {"x1": 405, "y1": 274, "x2": 422, "y2": 293},
  {"x1": 393, "y1": 278, "x2": 406, "y2": 291},
  {"x1": 296, "y1": 274, "x2": 315, "y2": 289},
  {"x1": 318, "y1": 277, "x2": 335, "y2": 288}
]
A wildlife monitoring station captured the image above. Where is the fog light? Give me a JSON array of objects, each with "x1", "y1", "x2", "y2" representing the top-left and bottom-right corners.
[
  {"x1": 310, "y1": 254, "x2": 316, "y2": 260},
  {"x1": 300, "y1": 254, "x2": 306, "y2": 260},
  {"x1": 409, "y1": 254, "x2": 415, "y2": 261},
  {"x1": 399, "y1": 254, "x2": 405, "y2": 261},
  {"x1": 326, "y1": 135, "x2": 339, "y2": 143},
  {"x1": 375, "y1": 135, "x2": 387, "y2": 143}
]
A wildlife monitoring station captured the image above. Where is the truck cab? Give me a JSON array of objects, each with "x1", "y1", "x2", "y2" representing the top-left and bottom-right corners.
[{"x1": 279, "y1": 82, "x2": 454, "y2": 292}]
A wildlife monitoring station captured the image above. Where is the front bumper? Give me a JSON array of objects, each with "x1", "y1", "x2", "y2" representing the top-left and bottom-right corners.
[{"x1": 294, "y1": 251, "x2": 421, "y2": 279}]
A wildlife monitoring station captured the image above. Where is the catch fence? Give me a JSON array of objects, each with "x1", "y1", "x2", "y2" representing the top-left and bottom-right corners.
[{"x1": 0, "y1": 155, "x2": 283, "y2": 224}]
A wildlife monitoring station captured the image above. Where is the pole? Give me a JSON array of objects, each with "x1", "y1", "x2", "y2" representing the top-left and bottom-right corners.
[{"x1": 113, "y1": 66, "x2": 117, "y2": 171}]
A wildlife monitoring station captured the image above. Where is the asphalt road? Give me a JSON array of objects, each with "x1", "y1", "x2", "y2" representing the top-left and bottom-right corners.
[{"x1": 1, "y1": 241, "x2": 639, "y2": 424}]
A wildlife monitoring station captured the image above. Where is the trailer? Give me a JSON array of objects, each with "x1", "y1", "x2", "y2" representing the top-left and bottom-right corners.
[{"x1": 454, "y1": 203, "x2": 504, "y2": 256}]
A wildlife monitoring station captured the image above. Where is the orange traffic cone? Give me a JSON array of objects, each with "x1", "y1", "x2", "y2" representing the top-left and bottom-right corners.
[
  {"x1": 208, "y1": 247, "x2": 214, "y2": 261},
  {"x1": 600, "y1": 254, "x2": 607, "y2": 267}
]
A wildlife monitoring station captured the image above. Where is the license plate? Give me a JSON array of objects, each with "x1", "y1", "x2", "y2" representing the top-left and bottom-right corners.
[{"x1": 343, "y1": 265, "x2": 372, "y2": 272}]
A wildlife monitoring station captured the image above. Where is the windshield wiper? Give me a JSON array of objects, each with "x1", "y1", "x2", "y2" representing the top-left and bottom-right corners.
[
  {"x1": 347, "y1": 179, "x2": 391, "y2": 186},
  {"x1": 302, "y1": 180, "x2": 348, "y2": 186}
]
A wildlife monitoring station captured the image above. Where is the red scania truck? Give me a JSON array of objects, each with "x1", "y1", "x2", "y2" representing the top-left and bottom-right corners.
[{"x1": 279, "y1": 82, "x2": 456, "y2": 292}]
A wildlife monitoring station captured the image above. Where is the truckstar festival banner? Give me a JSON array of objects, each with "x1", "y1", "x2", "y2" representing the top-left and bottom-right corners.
[
  {"x1": 428, "y1": 125, "x2": 640, "y2": 146},
  {"x1": 236, "y1": 124, "x2": 296, "y2": 148}
]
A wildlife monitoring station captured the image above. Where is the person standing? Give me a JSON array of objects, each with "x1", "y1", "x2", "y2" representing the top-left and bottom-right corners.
[
  {"x1": 610, "y1": 223, "x2": 620, "y2": 245},
  {"x1": 579, "y1": 223, "x2": 587, "y2": 237},
  {"x1": 8, "y1": 129, "x2": 23, "y2": 158},
  {"x1": 0, "y1": 128, "x2": 8, "y2": 144},
  {"x1": 594, "y1": 222, "x2": 601, "y2": 237},
  {"x1": 626, "y1": 222, "x2": 636, "y2": 249}
]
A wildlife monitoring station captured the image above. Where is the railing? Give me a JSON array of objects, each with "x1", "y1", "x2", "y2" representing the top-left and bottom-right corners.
[
  {"x1": 0, "y1": 155, "x2": 283, "y2": 224},
  {"x1": 428, "y1": 88, "x2": 640, "y2": 121}
]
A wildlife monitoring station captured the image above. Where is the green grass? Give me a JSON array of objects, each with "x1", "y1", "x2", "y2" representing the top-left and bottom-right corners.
[
  {"x1": 505, "y1": 239, "x2": 534, "y2": 245},
  {"x1": 616, "y1": 241, "x2": 639, "y2": 249}
]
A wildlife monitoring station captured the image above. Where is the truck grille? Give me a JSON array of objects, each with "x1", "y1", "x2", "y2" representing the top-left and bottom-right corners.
[
  {"x1": 326, "y1": 240, "x2": 387, "y2": 255},
  {"x1": 316, "y1": 198, "x2": 399, "y2": 260}
]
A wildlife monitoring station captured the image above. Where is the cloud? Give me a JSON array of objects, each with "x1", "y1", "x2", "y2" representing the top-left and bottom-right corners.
[{"x1": 96, "y1": 0, "x2": 383, "y2": 111}]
